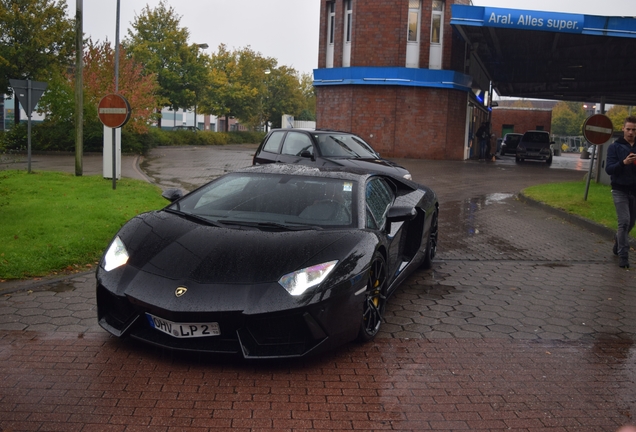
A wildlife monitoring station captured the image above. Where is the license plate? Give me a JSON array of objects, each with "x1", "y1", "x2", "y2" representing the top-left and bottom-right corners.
[{"x1": 146, "y1": 313, "x2": 220, "y2": 338}]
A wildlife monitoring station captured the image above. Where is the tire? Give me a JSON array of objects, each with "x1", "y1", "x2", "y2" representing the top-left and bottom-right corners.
[
  {"x1": 515, "y1": 156, "x2": 522, "y2": 163},
  {"x1": 357, "y1": 252, "x2": 387, "y2": 342},
  {"x1": 500, "y1": 149, "x2": 505, "y2": 156},
  {"x1": 421, "y1": 210, "x2": 438, "y2": 270},
  {"x1": 546, "y1": 155, "x2": 553, "y2": 165}
]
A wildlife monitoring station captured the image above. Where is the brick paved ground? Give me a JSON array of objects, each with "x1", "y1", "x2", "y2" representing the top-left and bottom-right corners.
[{"x1": 1, "y1": 148, "x2": 635, "y2": 431}]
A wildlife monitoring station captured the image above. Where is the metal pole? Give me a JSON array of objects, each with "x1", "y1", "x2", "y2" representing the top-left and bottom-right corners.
[
  {"x1": 112, "y1": 128, "x2": 116, "y2": 190},
  {"x1": 115, "y1": 0, "x2": 120, "y2": 92},
  {"x1": 584, "y1": 143, "x2": 595, "y2": 201},
  {"x1": 27, "y1": 80, "x2": 32, "y2": 174},
  {"x1": 112, "y1": 0, "x2": 120, "y2": 190},
  {"x1": 75, "y1": 0, "x2": 83, "y2": 176}
]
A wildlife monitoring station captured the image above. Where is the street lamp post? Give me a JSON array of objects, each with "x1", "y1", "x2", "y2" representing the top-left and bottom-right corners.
[{"x1": 263, "y1": 69, "x2": 271, "y2": 132}]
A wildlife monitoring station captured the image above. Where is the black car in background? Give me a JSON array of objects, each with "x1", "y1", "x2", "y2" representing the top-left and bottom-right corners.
[
  {"x1": 516, "y1": 130, "x2": 554, "y2": 164},
  {"x1": 253, "y1": 129, "x2": 412, "y2": 180},
  {"x1": 96, "y1": 164, "x2": 438, "y2": 358},
  {"x1": 499, "y1": 133, "x2": 523, "y2": 156}
]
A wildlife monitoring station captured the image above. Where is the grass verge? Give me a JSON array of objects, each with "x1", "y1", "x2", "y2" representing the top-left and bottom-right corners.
[
  {"x1": 522, "y1": 179, "x2": 634, "y2": 239},
  {"x1": 0, "y1": 170, "x2": 167, "y2": 280}
]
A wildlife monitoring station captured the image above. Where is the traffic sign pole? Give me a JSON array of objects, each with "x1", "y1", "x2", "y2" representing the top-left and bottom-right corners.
[
  {"x1": 9, "y1": 79, "x2": 47, "y2": 174},
  {"x1": 98, "y1": 94, "x2": 130, "y2": 190},
  {"x1": 582, "y1": 114, "x2": 614, "y2": 201}
]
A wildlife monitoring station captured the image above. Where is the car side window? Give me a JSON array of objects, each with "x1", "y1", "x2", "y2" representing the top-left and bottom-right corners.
[
  {"x1": 365, "y1": 178, "x2": 394, "y2": 229},
  {"x1": 281, "y1": 132, "x2": 314, "y2": 157},
  {"x1": 263, "y1": 131, "x2": 286, "y2": 154}
]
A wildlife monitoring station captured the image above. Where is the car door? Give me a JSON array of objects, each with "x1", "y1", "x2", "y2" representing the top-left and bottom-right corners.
[
  {"x1": 253, "y1": 130, "x2": 286, "y2": 165},
  {"x1": 365, "y1": 177, "x2": 404, "y2": 283},
  {"x1": 276, "y1": 131, "x2": 316, "y2": 165}
]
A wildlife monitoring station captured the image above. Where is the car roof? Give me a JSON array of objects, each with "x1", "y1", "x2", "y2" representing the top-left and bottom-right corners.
[
  {"x1": 235, "y1": 163, "x2": 419, "y2": 189},
  {"x1": 268, "y1": 128, "x2": 355, "y2": 135}
]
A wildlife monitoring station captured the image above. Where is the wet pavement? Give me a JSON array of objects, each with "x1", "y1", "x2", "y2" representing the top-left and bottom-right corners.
[{"x1": 1, "y1": 147, "x2": 635, "y2": 431}]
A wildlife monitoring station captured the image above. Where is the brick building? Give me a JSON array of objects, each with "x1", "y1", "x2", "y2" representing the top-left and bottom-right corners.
[
  {"x1": 314, "y1": 0, "x2": 491, "y2": 161},
  {"x1": 491, "y1": 107, "x2": 553, "y2": 138}
]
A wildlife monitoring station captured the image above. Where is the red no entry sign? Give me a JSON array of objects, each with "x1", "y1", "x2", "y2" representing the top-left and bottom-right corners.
[
  {"x1": 98, "y1": 93, "x2": 131, "y2": 128},
  {"x1": 583, "y1": 114, "x2": 614, "y2": 145}
]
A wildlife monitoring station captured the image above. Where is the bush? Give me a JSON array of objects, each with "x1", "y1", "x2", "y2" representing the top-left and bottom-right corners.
[{"x1": 0, "y1": 123, "x2": 266, "y2": 155}]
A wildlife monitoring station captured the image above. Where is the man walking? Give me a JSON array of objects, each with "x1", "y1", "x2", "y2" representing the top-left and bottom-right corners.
[{"x1": 605, "y1": 116, "x2": 636, "y2": 268}]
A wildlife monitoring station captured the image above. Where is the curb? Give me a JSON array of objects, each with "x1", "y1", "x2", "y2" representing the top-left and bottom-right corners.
[
  {"x1": 517, "y1": 193, "x2": 636, "y2": 249},
  {"x1": 0, "y1": 270, "x2": 96, "y2": 296}
]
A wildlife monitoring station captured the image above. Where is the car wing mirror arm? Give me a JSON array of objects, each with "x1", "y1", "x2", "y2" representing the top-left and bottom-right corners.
[{"x1": 162, "y1": 188, "x2": 184, "y2": 202}]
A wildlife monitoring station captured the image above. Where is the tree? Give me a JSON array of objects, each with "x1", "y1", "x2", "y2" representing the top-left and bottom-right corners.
[
  {"x1": 0, "y1": 0, "x2": 74, "y2": 124},
  {"x1": 123, "y1": 0, "x2": 202, "y2": 127},
  {"x1": 607, "y1": 105, "x2": 631, "y2": 131},
  {"x1": 296, "y1": 72, "x2": 316, "y2": 121},
  {"x1": 199, "y1": 44, "x2": 259, "y2": 131},
  {"x1": 263, "y1": 66, "x2": 305, "y2": 129},
  {"x1": 551, "y1": 101, "x2": 586, "y2": 136},
  {"x1": 38, "y1": 40, "x2": 159, "y2": 141}
]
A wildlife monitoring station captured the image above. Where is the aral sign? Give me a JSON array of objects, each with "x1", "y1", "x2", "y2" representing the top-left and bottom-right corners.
[{"x1": 484, "y1": 7, "x2": 585, "y2": 34}]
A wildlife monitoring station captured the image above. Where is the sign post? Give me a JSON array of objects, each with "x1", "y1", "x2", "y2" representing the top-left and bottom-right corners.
[
  {"x1": 9, "y1": 79, "x2": 48, "y2": 173},
  {"x1": 582, "y1": 114, "x2": 613, "y2": 201},
  {"x1": 98, "y1": 94, "x2": 130, "y2": 189}
]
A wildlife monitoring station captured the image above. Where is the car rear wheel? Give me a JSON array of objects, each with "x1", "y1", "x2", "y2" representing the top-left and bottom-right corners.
[
  {"x1": 546, "y1": 155, "x2": 553, "y2": 164},
  {"x1": 421, "y1": 210, "x2": 438, "y2": 270},
  {"x1": 358, "y1": 252, "x2": 387, "y2": 342},
  {"x1": 515, "y1": 156, "x2": 523, "y2": 163}
]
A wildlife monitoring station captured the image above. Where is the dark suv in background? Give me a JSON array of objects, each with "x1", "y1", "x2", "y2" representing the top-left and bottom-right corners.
[
  {"x1": 516, "y1": 130, "x2": 554, "y2": 164},
  {"x1": 499, "y1": 133, "x2": 523, "y2": 156},
  {"x1": 253, "y1": 129, "x2": 412, "y2": 180}
]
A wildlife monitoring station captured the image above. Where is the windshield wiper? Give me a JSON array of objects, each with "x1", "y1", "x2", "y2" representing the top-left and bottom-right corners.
[
  {"x1": 220, "y1": 220, "x2": 323, "y2": 231},
  {"x1": 165, "y1": 208, "x2": 226, "y2": 228}
]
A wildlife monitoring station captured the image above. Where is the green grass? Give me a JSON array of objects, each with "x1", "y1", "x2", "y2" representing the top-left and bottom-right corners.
[
  {"x1": 0, "y1": 170, "x2": 167, "y2": 280},
  {"x1": 522, "y1": 180, "x2": 634, "y2": 239}
]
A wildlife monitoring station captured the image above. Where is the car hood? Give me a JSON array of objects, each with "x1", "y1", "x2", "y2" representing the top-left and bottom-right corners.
[
  {"x1": 323, "y1": 157, "x2": 409, "y2": 175},
  {"x1": 110, "y1": 211, "x2": 359, "y2": 285}
]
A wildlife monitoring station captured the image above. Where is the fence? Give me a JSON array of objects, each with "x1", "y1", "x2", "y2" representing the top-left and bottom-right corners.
[{"x1": 552, "y1": 135, "x2": 587, "y2": 153}]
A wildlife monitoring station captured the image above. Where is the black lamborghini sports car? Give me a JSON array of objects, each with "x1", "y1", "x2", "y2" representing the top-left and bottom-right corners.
[{"x1": 96, "y1": 164, "x2": 438, "y2": 358}]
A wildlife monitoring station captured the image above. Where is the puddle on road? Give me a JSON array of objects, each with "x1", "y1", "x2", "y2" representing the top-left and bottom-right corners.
[{"x1": 47, "y1": 282, "x2": 75, "y2": 293}]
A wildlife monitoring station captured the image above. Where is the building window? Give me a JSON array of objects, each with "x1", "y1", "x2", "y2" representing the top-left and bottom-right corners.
[
  {"x1": 430, "y1": 1, "x2": 443, "y2": 44},
  {"x1": 343, "y1": 0, "x2": 352, "y2": 66},
  {"x1": 407, "y1": 0, "x2": 421, "y2": 43},
  {"x1": 428, "y1": 0, "x2": 444, "y2": 69},
  {"x1": 326, "y1": 1, "x2": 335, "y2": 68},
  {"x1": 345, "y1": 0, "x2": 352, "y2": 43},
  {"x1": 406, "y1": 0, "x2": 421, "y2": 68},
  {"x1": 328, "y1": 1, "x2": 336, "y2": 44}
]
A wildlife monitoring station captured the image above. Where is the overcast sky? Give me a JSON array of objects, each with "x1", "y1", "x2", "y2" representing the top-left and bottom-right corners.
[{"x1": 69, "y1": 0, "x2": 635, "y2": 76}]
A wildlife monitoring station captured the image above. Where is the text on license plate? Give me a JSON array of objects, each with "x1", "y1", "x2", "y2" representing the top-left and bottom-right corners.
[{"x1": 146, "y1": 313, "x2": 220, "y2": 338}]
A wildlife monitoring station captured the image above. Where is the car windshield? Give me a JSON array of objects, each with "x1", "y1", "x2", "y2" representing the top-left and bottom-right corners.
[
  {"x1": 523, "y1": 132, "x2": 549, "y2": 143},
  {"x1": 169, "y1": 173, "x2": 357, "y2": 228},
  {"x1": 315, "y1": 134, "x2": 379, "y2": 158},
  {"x1": 507, "y1": 135, "x2": 521, "y2": 144}
]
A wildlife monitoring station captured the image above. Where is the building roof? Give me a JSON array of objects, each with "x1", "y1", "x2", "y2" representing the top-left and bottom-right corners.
[{"x1": 451, "y1": 5, "x2": 636, "y2": 106}]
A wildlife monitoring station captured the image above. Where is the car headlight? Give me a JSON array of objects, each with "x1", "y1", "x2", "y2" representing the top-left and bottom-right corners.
[
  {"x1": 278, "y1": 260, "x2": 338, "y2": 296},
  {"x1": 403, "y1": 173, "x2": 412, "y2": 181},
  {"x1": 103, "y1": 236, "x2": 129, "y2": 271}
]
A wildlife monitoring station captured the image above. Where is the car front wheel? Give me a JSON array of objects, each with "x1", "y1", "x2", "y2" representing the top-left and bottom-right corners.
[
  {"x1": 421, "y1": 210, "x2": 438, "y2": 270},
  {"x1": 358, "y1": 252, "x2": 387, "y2": 342}
]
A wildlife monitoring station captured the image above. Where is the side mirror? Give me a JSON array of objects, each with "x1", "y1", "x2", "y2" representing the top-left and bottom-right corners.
[
  {"x1": 162, "y1": 188, "x2": 183, "y2": 202},
  {"x1": 300, "y1": 150, "x2": 314, "y2": 159},
  {"x1": 386, "y1": 206, "x2": 417, "y2": 223}
]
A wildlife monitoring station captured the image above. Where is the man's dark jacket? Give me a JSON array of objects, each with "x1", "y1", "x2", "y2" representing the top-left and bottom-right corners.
[{"x1": 605, "y1": 137, "x2": 636, "y2": 193}]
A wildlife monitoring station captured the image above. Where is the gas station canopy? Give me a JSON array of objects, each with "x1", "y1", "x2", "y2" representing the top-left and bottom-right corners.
[{"x1": 451, "y1": 5, "x2": 636, "y2": 106}]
